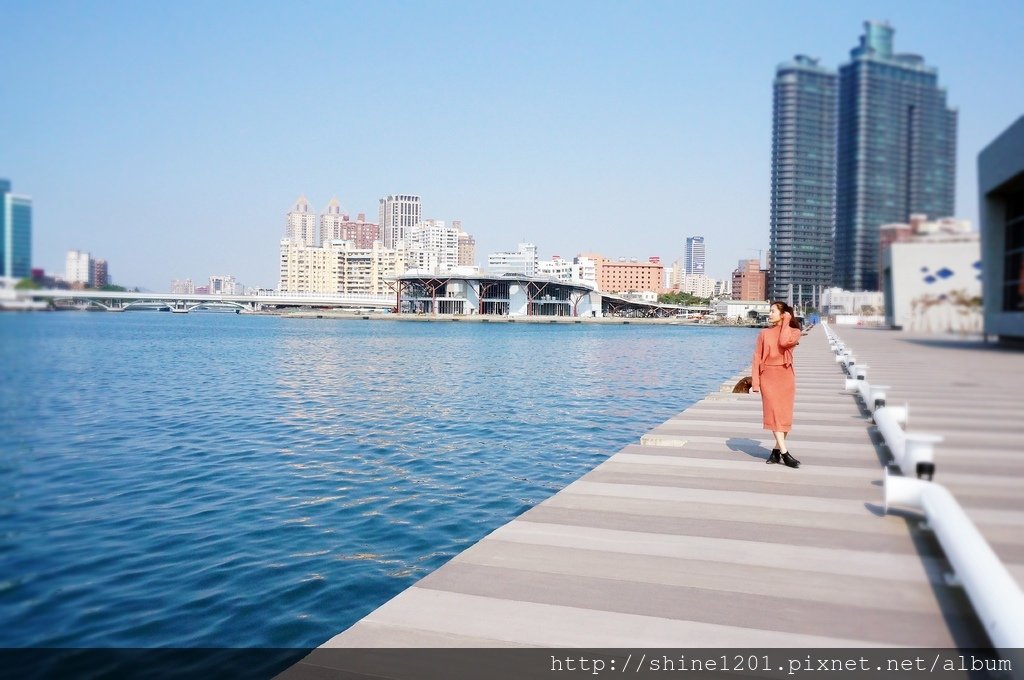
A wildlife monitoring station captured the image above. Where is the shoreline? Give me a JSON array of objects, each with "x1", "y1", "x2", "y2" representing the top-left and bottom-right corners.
[{"x1": 268, "y1": 310, "x2": 756, "y2": 326}]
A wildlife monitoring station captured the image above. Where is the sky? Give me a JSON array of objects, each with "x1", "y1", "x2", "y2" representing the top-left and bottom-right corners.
[{"x1": 4, "y1": 0, "x2": 1024, "y2": 291}]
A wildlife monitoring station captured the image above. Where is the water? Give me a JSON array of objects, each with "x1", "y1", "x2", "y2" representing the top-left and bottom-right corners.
[{"x1": 0, "y1": 313, "x2": 756, "y2": 648}]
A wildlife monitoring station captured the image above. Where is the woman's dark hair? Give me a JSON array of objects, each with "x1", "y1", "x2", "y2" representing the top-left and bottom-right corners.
[{"x1": 771, "y1": 301, "x2": 802, "y2": 329}]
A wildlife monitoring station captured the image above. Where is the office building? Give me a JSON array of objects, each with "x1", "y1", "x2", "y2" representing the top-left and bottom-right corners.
[
  {"x1": 979, "y1": 115, "x2": 1024, "y2": 342},
  {"x1": 684, "y1": 236, "x2": 706, "y2": 275},
  {"x1": 769, "y1": 55, "x2": 837, "y2": 307},
  {"x1": 834, "y1": 21, "x2": 957, "y2": 291},
  {"x1": 379, "y1": 194, "x2": 421, "y2": 249},
  {"x1": 1, "y1": 179, "x2": 32, "y2": 279}
]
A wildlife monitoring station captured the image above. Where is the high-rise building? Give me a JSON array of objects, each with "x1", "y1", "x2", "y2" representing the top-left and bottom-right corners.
[
  {"x1": 378, "y1": 194, "x2": 421, "y2": 249},
  {"x1": 92, "y1": 259, "x2": 109, "y2": 288},
  {"x1": 1, "y1": 179, "x2": 32, "y2": 279},
  {"x1": 457, "y1": 227, "x2": 476, "y2": 267},
  {"x1": 410, "y1": 219, "x2": 460, "y2": 271},
  {"x1": 684, "y1": 236, "x2": 706, "y2": 275},
  {"x1": 65, "y1": 249, "x2": 92, "y2": 286},
  {"x1": 319, "y1": 198, "x2": 346, "y2": 245},
  {"x1": 834, "y1": 21, "x2": 957, "y2": 291},
  {"x1": 286, "y1": 196, "x2": 317, "y2": 247},
  {"x1": 320, "y1": 198, "x2": 381, "y2": 249},
  {"x1": 769, "y1": 55, "x2": 837, "y2": 307}
]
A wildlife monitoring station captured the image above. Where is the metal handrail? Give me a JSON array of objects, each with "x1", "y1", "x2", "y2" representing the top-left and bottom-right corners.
[{"x1": 885, "y1": 472, "x2": 1024, "y2": 649}]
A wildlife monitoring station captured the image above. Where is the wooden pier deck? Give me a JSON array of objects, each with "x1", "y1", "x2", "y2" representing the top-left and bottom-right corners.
[{"x1": 307, "y1": 325, "x2": 1024, "y2": 651}]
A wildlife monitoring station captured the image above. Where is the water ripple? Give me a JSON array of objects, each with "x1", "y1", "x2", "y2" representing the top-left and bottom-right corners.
[{"x1": 0, "y1": 313, "x2": 755, "y2": 647}]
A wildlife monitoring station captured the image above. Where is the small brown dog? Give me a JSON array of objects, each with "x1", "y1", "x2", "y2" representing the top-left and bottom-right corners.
[{"x1": 732, "y1": 376, "x2": 753, "y2": 393}]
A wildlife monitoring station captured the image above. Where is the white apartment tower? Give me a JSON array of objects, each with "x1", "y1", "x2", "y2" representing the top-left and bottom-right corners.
[
  {"x1": 379, "y1": 194, "x2": 421, "y2": 249},
  {"x1": 410, "y1": 219, "x2": 460, "y2": 271},
  {"x1": 65, "y1": 249, "x2": 92, "y2": 285},
  {"x1": 287, "y1": 196, "x2": 318, "y2": 247},
  {"x1": 319, "y1": 198, "x2": 346, "y2": 244}
]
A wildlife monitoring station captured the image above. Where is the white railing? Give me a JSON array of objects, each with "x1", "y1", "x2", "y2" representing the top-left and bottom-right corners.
[
  {"x1": 844, "y1": 366, "x2": 890, "y2": 412},
  {"x1": 885, "y1": 471, "x2": 1024, "y2": 649},
  {"x1": 828, "y1": 322, "x2": 1022, "y2": 651},
  {"x1": 873, "y1": 404, "x2": 941, "y2": 479}
]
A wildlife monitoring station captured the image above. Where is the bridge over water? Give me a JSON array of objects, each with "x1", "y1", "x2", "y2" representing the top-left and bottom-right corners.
[{"x1": 14, "y1": 289, "x2": 397, "y2": 313}]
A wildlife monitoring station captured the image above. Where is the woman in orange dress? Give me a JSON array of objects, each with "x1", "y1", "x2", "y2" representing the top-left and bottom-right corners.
[{"x1": 750, "y1": 301, "x2": 802, "y2": 468}]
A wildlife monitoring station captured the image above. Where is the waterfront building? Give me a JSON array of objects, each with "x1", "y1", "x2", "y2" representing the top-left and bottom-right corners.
[
  {"x1": 1, "y1": 179, "x2": 32, "y2": 279},
  {"x1": 834, "y1": 21, "x2": 957, "y2": 291},
  {"x1": 684, "y1": 236, "x2": 706, "y2": 275},
  {"x1": 65, "y1": 250, "x2": 92, "y2": 286},
  {"x1": 488, "y1": 243, "x2": 538, "y2": 277},
  {"x1": 171, "y1": 278, "x2": 195, "y2": 295},
  {"x1": 379, "y1": 194, "x2": 421, "y2": 249},
  {"x1": 410, "y1": 219, "x2": 459, "y2": 271},
  {"x1": 92, "y1": 259, "x2": 109, "y2": 288},
  {"x1": 715, "y1": 299, "x2": 771, "y2": 322},
  {"x1": 978, "y1": 115, "x2": 1024, "y2": 342},
  {"x1": 209, "y1": 275, "x2": 237, "y2": 295},
  {"x1": 714, "y1": 278, "x2": 732, "y2": 300},
  {"x1": 881, "y1": 215, "x2": 978, "y2": 331},
  {"x1": 286, "y1": 196, "x2": 318, "y2": 247},
  {"x1": 457, "y1": 227, "x2": 476, "y2": 267},
  {"x1": 820, "y1": 287, "x2": 884, "y2": 316},
  {"x1": 731, "y1": 259, "x2": 766, "y2": 301},
  {"x1": 595, "y1": 257, "x2": 663, "y2": 295},
  {"x1": 278, "y1": 239, "x2": 405, "y2": 296},
  {"x1": 573, "y1": 256, "x2": 598, "y2": 288},
  {"x1": 770, "y1": 55, "x2": 837, "y2": 307},
  {"x1": 537, "y1": 255, "x2": 574, "y2": 282},
  {"x1": 680, "y1": 273, "x2": 717, "y2": 299},
  {"x1": 401, "y1": 273, "x2": 599, "y2": 317}
]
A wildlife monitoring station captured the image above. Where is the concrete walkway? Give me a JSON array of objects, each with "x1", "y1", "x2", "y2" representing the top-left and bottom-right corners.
[{"x1": 310, "y1": 325, "x2": 1022, "y2": 649}]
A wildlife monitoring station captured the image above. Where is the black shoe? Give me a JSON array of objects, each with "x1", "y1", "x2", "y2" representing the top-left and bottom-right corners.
[
  {"x1": 781, "y1": 452, "x2": 801, "y2": 468},
  {"x1": 766, "y1": 448, "x2": 781, "y2": 464}
]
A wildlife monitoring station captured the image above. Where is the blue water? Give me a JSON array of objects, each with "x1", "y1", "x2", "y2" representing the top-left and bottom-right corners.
[{"x1": 0, "y1": 313, "x2": 756, "y2": 648}]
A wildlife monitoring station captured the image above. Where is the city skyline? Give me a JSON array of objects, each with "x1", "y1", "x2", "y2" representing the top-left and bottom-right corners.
[{"x1": 4, "y1": 1, "x2": 1023, "y2": 291}]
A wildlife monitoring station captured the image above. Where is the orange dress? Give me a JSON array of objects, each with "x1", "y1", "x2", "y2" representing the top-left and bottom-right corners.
[{"x1": 751, "y1": 323, "x2": 801, "y2": 432}]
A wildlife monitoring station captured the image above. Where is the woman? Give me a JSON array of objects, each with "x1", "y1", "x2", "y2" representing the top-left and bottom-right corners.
[{"x1": 750, "y1": 302, "x2": 802, "y2": 468}]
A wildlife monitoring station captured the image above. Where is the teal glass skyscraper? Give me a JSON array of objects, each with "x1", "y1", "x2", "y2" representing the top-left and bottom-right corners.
[
  {"x1": 834, "y1": 21, "x2": 957, "y2": 291},
  {"x1": 1, "y1": 179, "x2": 33, "y2": 279},
  {"x1": 769, "y1": 55, "x2": 837, "y2": 307}
]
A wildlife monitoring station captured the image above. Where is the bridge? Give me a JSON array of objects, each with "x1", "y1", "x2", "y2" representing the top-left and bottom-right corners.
[{"x1": 14, "y1": 289, "x2": 397, "y2": 313}]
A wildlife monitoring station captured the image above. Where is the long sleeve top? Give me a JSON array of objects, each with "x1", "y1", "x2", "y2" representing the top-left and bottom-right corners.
[{"x1": 751, "y1": 322, "x2": 801, "y2": 391}]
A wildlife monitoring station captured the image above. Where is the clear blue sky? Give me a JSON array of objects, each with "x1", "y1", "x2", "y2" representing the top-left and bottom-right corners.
[{"x1": 4, "y1": 0, "x2": 1023, "y2": 290}]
